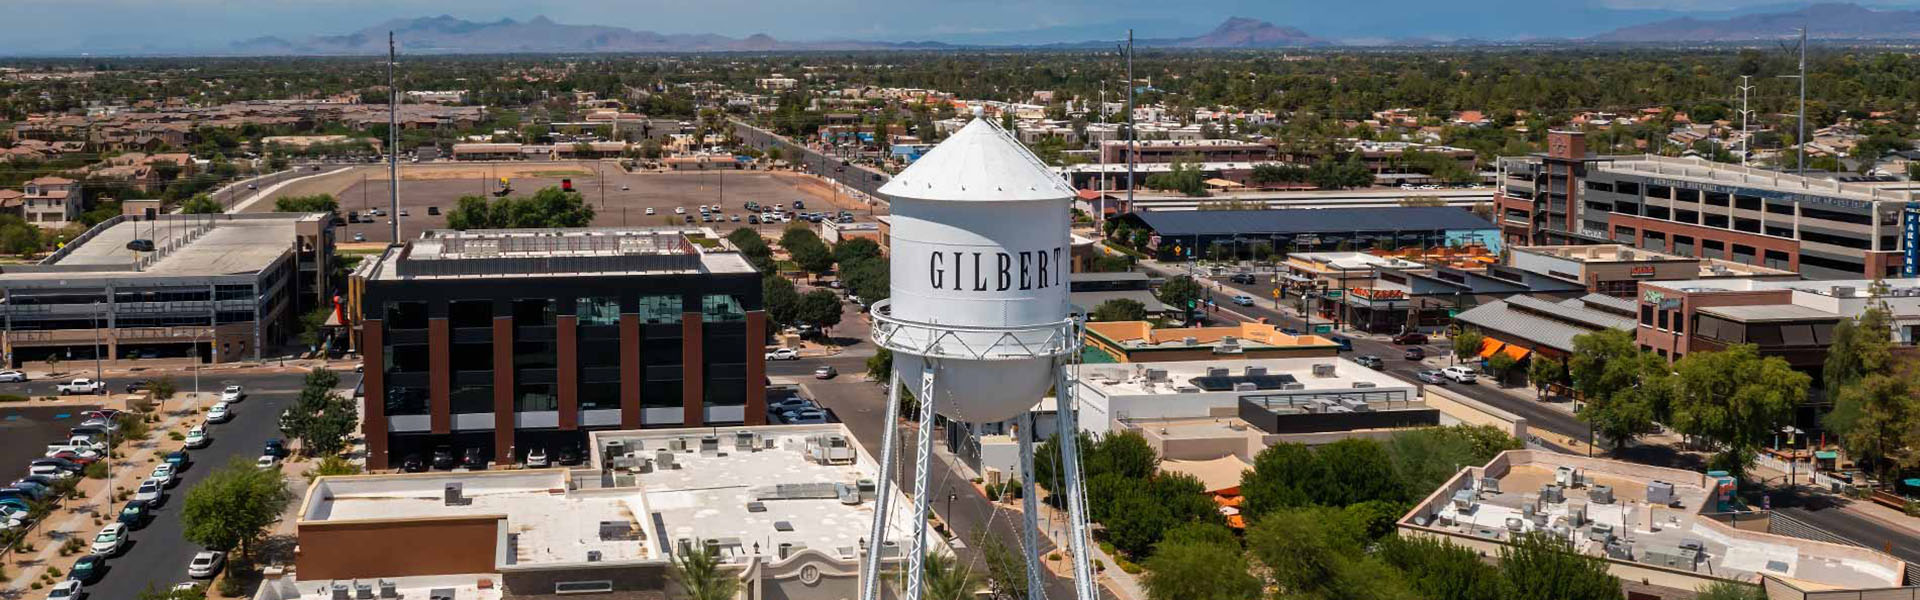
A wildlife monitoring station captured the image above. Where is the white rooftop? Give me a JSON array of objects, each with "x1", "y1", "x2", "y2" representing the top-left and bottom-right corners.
[
  {"x1": 302, "y1": 470, "x2": 655, "y2": 566},
  {"x1": 1076, "y1": 357, "x2": 1413, "y2": 397},
  {"x1": 880, "y1": 114, "x2": 1077, "y2": 203}
]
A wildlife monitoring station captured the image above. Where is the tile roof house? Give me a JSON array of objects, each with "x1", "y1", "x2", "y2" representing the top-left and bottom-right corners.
[{"x1": 22, "y1": 176, "x2": 81, "y2": 227}]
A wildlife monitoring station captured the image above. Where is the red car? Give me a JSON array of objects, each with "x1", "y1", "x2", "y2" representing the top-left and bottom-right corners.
[
  {"x1": 49, "y1": 450, "x2": 100, "y2": 465},
  {"x1": 1391, "y1": 333, "x2": 1429, "y2": 345}
]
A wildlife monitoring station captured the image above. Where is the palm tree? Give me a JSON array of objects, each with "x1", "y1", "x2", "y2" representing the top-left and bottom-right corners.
[
  {"x1": 923, "y1": 550, "x2": 984, "y2": 600},
  {"x1": 669, "y1": 545, "x2": 739, "y2": 600}
]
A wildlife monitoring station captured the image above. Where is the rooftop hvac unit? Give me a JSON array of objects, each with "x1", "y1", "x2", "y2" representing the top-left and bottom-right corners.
[
  {"x1": 837, "y1": 482, "x2": 861, "y2": 505},
  {"x1": 605, "y1": 439, "x2": 628, "y2": 458},
  {"x1": 857, "y1": 478, "x2": 877, "y2": 502},
  {"x1": 378, "y1": 580, "x2": 398, "y2": 599},
  {"x1": 1311, "y1": 363, "x2": 1338, "y2": 378},
  {"x1": 1566, "y1": 499, "x2": 1587, "y2": 526},
  {"x1": 1555, "y1": 466, "x2": 1583, "y2": 488},
  {"x1": 444, "y1": 483, "x2": 468, "y2": 507},
  {"x1": 1478, "y1": 476, "x2": 1501, "y2": 494},
  {"x1": 1326, "y1": 405, "x2": 1354, "y2": 413},
  {"x1": 1350, "y1": 381, "x2": 1377, "y2": 389},
  {"x1": 1539, "y1": 484, "x2": 1565, "y2": 504},
  {"x1": 1280, "y1": 382, "x2": 1306, "y2": 390},
  {"x1": 668, "y1": 438, "x2": 688, "y2": 452},
  {"x1": 1605, "y1": 538, "x2": 1634, "y2": 560},
  {"x1": 1206, "y1": 367, "x2": 1229, "y2": 377},
  {"x1": 1244, "y1": 366, "x2": 1267, "y2": 377},
  {"x1": 331, "y1": 582, "x2": 350, "y2": 600},
  {"x1": 587, "y1": 550, "x2": 603, "y2": 562},
  {"x1": 1451, "y1": 489, "x2": 1476, "y2": 512},
  {"x1": 1174, "y1": 385, "x2": 1202, "y2": 393},
  {"x1": 355, "y1": 581, "x2": 374, "y2": 599},
  {"x1": 1832, "y1": 286, "x2": 1856, "y2": 297},
  {"x1": 1233, "y1": 382, "x2": 1258, "y2": 391},
  {"x1": 1146, "y1": 369, "x2": 1170, "y2": 382},
  {"x1": 428, "y1": 590, "x2": 455, "y2": 600},
  {"x1": 735, "y1": 431, "x2": 756, "y2": 451},
  {"x1": 1589, "y1": 485, "x2": 1614, "y2": 504},
  {"x1": 1647, "y1": 480, "x2": 1676, "y2": 505},
  {"x1": 699, "y1": 435, "x2": 721, "y2": 453},
  {"x1": 1505, "y1": 517, "x2": 1526, "y2": 533},
  {"x1": 1340, "y1": 398, "x2": 1372, "y2": 412},
  {"x1": 1679, "y1": 539, "x2": 1707, "y2": 553},
  {"x1": 1587, "y1": 522, "x2": 1614, "y2": 543},
  {"x1": 656, "y1": 449, "x2": 678, "y2": 470},
  {"x1": 1183, "y1": 336, "x2": 1200, "y2": 346}
]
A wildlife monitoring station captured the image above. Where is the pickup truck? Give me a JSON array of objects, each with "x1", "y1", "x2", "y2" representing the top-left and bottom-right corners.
[{"x1": 56, "y1": 379, "x2": 106, "y2": 395}]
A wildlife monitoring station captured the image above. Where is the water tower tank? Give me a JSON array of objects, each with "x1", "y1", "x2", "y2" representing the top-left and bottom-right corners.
[{"x1": 873, "y1": 112, "x2": 1080, "y2": 423}]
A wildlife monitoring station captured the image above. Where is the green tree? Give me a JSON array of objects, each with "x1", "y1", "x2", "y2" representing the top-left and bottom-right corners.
[
  {"x1": 762, "y1": 276, "x2": 802, "y2": 327},
  {"x1": 1824, "y1": 371, "x2": 1920, "y2": 483},
  {"x1": 1569, "y1": 328, "x2": 1668, "y2": 449},
  {"x1": 922, "y1": 550, "x2": 982, "y2": 600},
  {"x1": 832, "y1": 237, "x2": 882, "y2": 266},
  {"x1": 1247, "y1": 506, "x2": 1356, "y2": 597},
  {"x1": 866, "y1": 347, "x2": 893, "y2": 382},
  {"x1": 273, "y1": 193, "x2": 339, "y2": 213},
  {"x1": 974, "y1": 528, "x2": 1029, "y2": 600},
  {"x1": 791, "y1": 241, "x2": 836, "y2": 279},
  {"x1": 1314, "y1": 438, "x2": 1404, "y2": 506},
  {"x1": 1498, "y1": 532, "x2": 1621, "y2": 600},
  {"x1": 1386, "y1": 425, "x2": 1518, "y2": 498},
  {"x1": 1240, "y1": 442, "x2": 1321, "y2": 520},
  {"x1": 1451, "y1": 328, "x2": 1485, "y2": 364},
  {"x1": 1694, "y1": 581, "x2": 1767, "y2": 600},
  {"x1": 0, "y1": 217, "x2": 44, "y2": 257},
  {"x1": 667, "y1": 545, "x2": 738, "y2": 600},
  {"x1": 180, "y1": 194, "x2": 222, "y2": 214},
  {"x1": 1528, "y1": 358, "x2": 1565, "y2": 399},
  {"x1": 1142, "y1": 540, "x2": 1260, "y2": 600},
  {"x1": 1156, "y1": 276, "x2": 1206, "y2": 319},
  {"x1": 304, "y1": 455, "x2": 362, "y2": 482},
  {"x1": 1090, "y1": 298, "x2": 1148, "y2": 322},
  {"x1": 1485, "y1": 353, "x2": 1518, "y2": 386},
  {"x1": 138, "y1": 583, "x2": 208, "y2": 600},
  {"x1": 1825, "y1": 288, "x2": 1895, "y2": 395},
  {"x1": 443, "y1": 187, "x2": 595, "y2": 229},
  {"x1": 1378, "y1": 536, "x2": 1509, "y2": 600},
  {"x1": 796, "y1": 289, "x2": 843, "y2": 335},
  {"x1": 181, "y1": 457, "x2": 295, "y2": 558},
  {"x1": 146, "y1": 376, "x2": 177, "y2": 402},
  {"x1": 1666, "y1": 344, "x2": 1809, "y2": 477},
  {"x1": 1090, "y1": 431, "x2": 1160, "y2": 480}
]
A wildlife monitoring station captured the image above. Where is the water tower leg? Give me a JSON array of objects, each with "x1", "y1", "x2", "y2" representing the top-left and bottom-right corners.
[
  {"x1": 860, "y1": 370, "x2": 905, "y2": 600},
  {"x1": 902, "y1": 363, "x2": 940, "y2": 600},
  {"x1": 1018, "y1": 412, "x2": 1046, "y2": 600},
  {"x1": 1053, "y1": 368, "x2": 1099, "y2": 600}
]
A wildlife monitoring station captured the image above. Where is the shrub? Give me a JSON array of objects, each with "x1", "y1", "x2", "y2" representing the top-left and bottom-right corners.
[
  {"x1": 1905, "y1": 500, "x2": 1920, "y2": 518},
  {"x1": 84, "y1": 461, "x2": 107, "y2": 479},
  {"x1": 45, "y1": 566, "x2": 60, "y2": 577},
  {"x1": 170, "y1": 431, "x2": 186, "y2": 441},
  {"x1": 1117, "y1": 558, "x2": 1143, "y2": 574},
  {"x1": 0, "y1": 394, "x2": 26, "y2": 402},
  {"x1": 29, "y1": 581, "x2": 41, "y2": 590},
  {"x1": 218, "y1": 569, "x2": 245, "y2": 597}
]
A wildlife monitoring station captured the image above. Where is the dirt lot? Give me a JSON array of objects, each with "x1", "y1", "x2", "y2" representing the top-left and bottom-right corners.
[{"x1": 267, "y1": 164, "x2": 885, "y2": 244}]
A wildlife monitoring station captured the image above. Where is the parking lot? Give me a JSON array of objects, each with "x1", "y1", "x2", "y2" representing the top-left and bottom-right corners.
[
  {"x1": 0, "y1": 403, "x2": 105, "y2": 482},
  {"x1": 254, "y1": 164, "x2": 882, "y2": 243}
]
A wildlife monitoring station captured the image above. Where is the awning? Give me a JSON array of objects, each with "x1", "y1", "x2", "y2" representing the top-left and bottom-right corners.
[
  {"x1": 1478, "y1": 339, "x2": 1507, "y2": 358},
  {"x1": 1816, "y1": 451, "x2": 1839, "y2": 460},
  {"x1": 1501, "y1": 345, "x2": 1531, "y2": 361}
]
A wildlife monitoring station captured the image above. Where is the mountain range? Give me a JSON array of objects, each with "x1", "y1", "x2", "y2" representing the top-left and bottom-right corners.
[
  {"x1": 1592, "y1": 3, "x2": 1920, "y2": 42},
  {"x1": 228, "y1": 15, "x2": 1328, "y2": 55}
]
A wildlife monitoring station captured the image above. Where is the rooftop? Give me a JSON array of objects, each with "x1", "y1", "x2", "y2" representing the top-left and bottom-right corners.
[
  {"x1": 1516, "y1": 244, "x2": 1696, "y2": 264},
  {"x1": 302, "y1": 470, "x2": 654, "y2": 566},
  {"x1": 367, "y1": 227, "x2": 756, "y2": 280},
  {"x1": 1401, "y1": 451, "x2": 1908, "y2": 591},
  {"x1": 1124, "y1": 207, "x2": 1496, "y2": 237},
  {"x1": 1455, "y1": 296, "x2": 1634, "y2": 353},
  {"x1": 1697, "y1": 304, "x2": 1843, "y2": 323},
  {"x1": 2, "y1": 213, "x2": 318, "y2": 281},
  {"x1": 1075, "y1": 356, "x2": 1412, "y2": 397},
  {"x1": 1287, "y1": 252, "x2": 1428, "y2": 272},
  {"x1": 1086, "y1": 320, "x2": 1341, "y2": 354},
  {"x1": 1599, "y1": 154, "x2": 1915, "y2": 205}
]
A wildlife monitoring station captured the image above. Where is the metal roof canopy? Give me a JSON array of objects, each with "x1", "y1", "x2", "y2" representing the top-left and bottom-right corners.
[{"x1": 1124, "y1": 206, "x2": 1497, "y2": 237}]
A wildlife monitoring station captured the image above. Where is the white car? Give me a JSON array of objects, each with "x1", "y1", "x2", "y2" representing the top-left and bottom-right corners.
[
  {"x1": 0, "y1": 370, "x2": 25, "y2": 382},
  {"x1": 764, "y1": 348, "x2": 799, "y2": 361},
  {"x1": 525, "y1": 448, "x2": 550, "y2": 468},
  {"x1": 207, "y1": 402, "x2": 232, "y2": 423},
  {"x1": 47, "y1": 580, "x2": 83, "y2": 600},
  {"x1": 150, "y1": 463, "x2": 177, "y2": 487},
  {"x1": 220, "y1": 385, "x2": 243, "y2": 403},
  {"x1": 1441, "y1": 366, "x2": 1478, "y2": 384},
  {"x1": 256, "y1": 454, "x2": 280, "y2": 469},
  {"x1": 674, "y1": 206, "x2": 686, "y2": 215},
  {"x1": 134, "y1": 480, "x2": 165, "y2": 505},
  {"x1": 645, "y1": 207, "x2": 656, "y2": 215},
  {"x1": 91, "y1": 523, "x2": 127, "y2": 555},
  {"x1": 184, "y1": 427, "x2": 210, "y2": 449},
  {"x1": 187, "y1": 550, "x2": 225, "y2": 579}
]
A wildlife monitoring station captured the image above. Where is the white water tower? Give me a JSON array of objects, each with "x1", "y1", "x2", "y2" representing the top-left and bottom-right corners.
[{"x1": 862, "y1": 110, "x2": 1099, "y2": 600}]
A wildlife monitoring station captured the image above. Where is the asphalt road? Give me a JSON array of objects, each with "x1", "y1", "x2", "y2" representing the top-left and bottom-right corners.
[
  {"x1": 733, "y1": 121, "x2": 891, "y2": 199},
  {"x1": 81, "y1": 370, "x2": 318, "y2": 599}
]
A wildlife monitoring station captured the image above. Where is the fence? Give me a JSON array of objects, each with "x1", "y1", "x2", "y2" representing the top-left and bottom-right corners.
[{"x1": 1769, "y1": 510, "x2": 1920, "y2": 584}]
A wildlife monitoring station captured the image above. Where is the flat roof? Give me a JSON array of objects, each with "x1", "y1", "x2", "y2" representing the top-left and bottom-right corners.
[
  {"x1": 367, "y1": 227, "x2": 757, "y2": 281},
  {"x1": 1698, "y1": 304, "x2": 1842, "y2": 323},
  {"x1": 302, "y1": 470, "x2": 653, "y2": 566},
  {"x1": 4, "y1": 214, "x2": 315, "y2": 281},
  {"x1": 1125, "y1": 207, "x2": 1496, "y2": 237},
  {"x1": 1599, "y1": 155, "x2": 1914, "y2": 205},
  {"x1": 1085, "y1": 321, "x2": 1341, "y2": 352},
  {"x1": 1650, "y1": 278, "x2": 1920, "y2": 297},
  {"x1": 1076, "y1": 357, "x2": 1413, "y2": 397},
  {"x1": 1403, "y1": 451, "x2": 1908, "y2": 590}
]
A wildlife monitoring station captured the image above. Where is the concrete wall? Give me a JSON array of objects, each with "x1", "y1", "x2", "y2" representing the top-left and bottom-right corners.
[
  {"x1": 296, "y1": 516, "x2": 502, "y2": 580},
  {"x1": 1421, "y1": 386, "x2": 1529, "y2": 442}
]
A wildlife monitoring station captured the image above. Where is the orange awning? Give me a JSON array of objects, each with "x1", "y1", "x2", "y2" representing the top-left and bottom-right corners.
[
  {"x1": 1477, "y1": 339, "x2": 1507, "y2": 358},
  {"x1": 1502, "y1": 345, "x2": 1532, "y2": 361}
]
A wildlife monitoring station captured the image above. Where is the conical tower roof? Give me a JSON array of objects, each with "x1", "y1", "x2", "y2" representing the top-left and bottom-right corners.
[{"x1": 878, "y1": 114, "x2": 1077, "y2": 203}]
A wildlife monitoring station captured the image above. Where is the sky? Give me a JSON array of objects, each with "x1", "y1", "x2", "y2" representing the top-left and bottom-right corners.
[{"x1": 6, "y1": 0, "x2": 1920, "y2": 54}]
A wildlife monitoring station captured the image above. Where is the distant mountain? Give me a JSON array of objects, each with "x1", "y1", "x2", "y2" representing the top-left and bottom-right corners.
[
  {"x1": 1174, "y1": 17, "x2": 1327, "y2": 48},
  {"x1": 225, "y1": 15, "x2": 941, "y2": 55},
  {"x1": 1591, "y1": 3, "x2": 1920, "y2": 42}
]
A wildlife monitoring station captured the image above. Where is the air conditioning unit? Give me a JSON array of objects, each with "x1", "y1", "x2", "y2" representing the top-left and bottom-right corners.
[
  {"x1": 1206, "y1": 367, "x2": 1229, "y2": 377},
  {"x1": 1311, "y1": 364, "x2": 1337, "y2": 377},
  {"x1": 1244, "y1": 366, "x2": 1268, "y2": 377},
  {"x1": 1589, "y1": 484, "x2": 1614, "y2": 504},
  {"x1": 1233, "y1": 382, "x2": 1258, "y2": 391},
  {"x1": 1351, "y1": 381, "x2": 1377, "y2": 389}
]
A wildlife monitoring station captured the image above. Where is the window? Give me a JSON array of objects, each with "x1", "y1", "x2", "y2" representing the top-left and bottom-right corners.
[
  {"x1": 1614, "y1": 201, "x2": 1640, "y2": 215},
  {"x1": 577, "y1": 297, "x2": 620, "y2": 326},
  {"x1": 451, "y1": 343, "x2": 493, "y2": 371},
  {"x1": 1645, "y1": 206, "x2": 1670, "y2": 220},
  {"x1": 1673, "y1": 235, "x2": 1695, "y2": 256},
  {"x1": 1800, "y1": 229, "x2": 1871, "y2": 250},
  {"x1": 1703, "y1": 214, "x2": 1729, "y2": 229},
  {"x1": 387, "y1": 344, "x2": 429, "y2": 373},
  {"x1": 1675, "y1": 188, "x2": 1700, "y2": 203},
  {"x1": 513, "y1": 299, "x2": 555, "y2": 327},
  {"x1": 638, "y1": 295, "x2": 681, "y2": 324},
  {"x1": 1765, "y1": 202, "x2": 1794, "y2": 216},
  {"x1": 1801, "y1": 207, "x2": 1873, "y2": 226},
  {"x1": 1764, "y1": 249, "x2": 1792, "y2": 270},
  {"x1": 1675, "y1": 209, "x2": 1699, "y2": 224},
  {"x1": 1702, "y1": 239, "x2": 1725, "y2": 259},
  {"x1": 1765, "y1": 225, "x2": 1794, "y2": 238},
  {"x1": 385, "y1": 386, "x2": 429, "y2": 415},
  {"x1": 515, "y1": 383, "x2": 558, "y2": 412},
  {"x1": 1613, "y1": 226, "x2": 1636, "y2": 242},
  {"x1": 1735, "y1": 195, "x2": 1762, "y2": 211},
  {"x1": 1658, "y1": 309, "x2": 1669, "y2": 330},
  {"x1": 701, "y1": 295, "x2": 745, "y2": 323},
  {"x1": 580, "y1": 382, "x2": 620, "y2": 410},
  {"x1": 1641, "y1": 304, "x2": 1654, "y2": 326},
  {"x1": 1799, "y1": 253, "x2": 1866, "y2": 275},
  {"x1": 384, "y1": 301, "x2": 428, "y2": 330},
  {"x1": 451, "y1": 385, "x2": 492, "y2": 414},
  {"x1": 1585, "y1": 181, "x2": 1614, "y2": 193},
  {"x1": 1704, "y1": 191, "x2": 1730, "y2": 207},
  {"x1": 449, "y1": 300, "x2": 493, "y2": 328},
  {"x1": 1616, "y1": 181, "x2": 1640, "y2": 196},
  {"x1": 580, "y1": 339, "x2": 621, "y2": 369},
  {"x1": 513, "y1": 340, "x2": 558, "y2": 369},
  {"x1": 554, "y1": 581, "x2": 614, "y2": 595},
  {"x1": 1671, "y1": 310, "x2": 1683, "y2": 334},
  {"x1": 1646, "y1": 184, "x2": 1671, "y2": 200},
  {"x1": 1733, "y1": 218, "x2": 1760, "y2": 233}
]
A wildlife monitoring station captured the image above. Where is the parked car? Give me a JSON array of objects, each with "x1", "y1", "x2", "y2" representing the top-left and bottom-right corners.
[
  {"x1": 1404, "y1": 347, "x2": 1426, "y2": 361},
  {"x1": 1229, "y1": 273, "x2": 1257, "y2": 285},
  {"x1": 781, "y1": 409, "x2": 829, "y2": 424},
  {"x1": 461, "y1": 447, "x2": 487, "y2": 470},
  {"x1": 56, "y1": 379, "x2": 106, "y2": 395},
  {"x1": 69, "y1": 554, "x2": 104, "y2": 584},
  {"x1": 765, "y1": 348, "x2": 800, "y2": 361},
  {"x1": 768, "y1": 396, "x2": 814, "y2": 414},
  {"x1": 256, "y1": 454, "x2": 280, "y2": 469},
  {"x1": 813, "y1": 365, "x2": 838, "y2": 380},
  {"x1": 401, "y1": 454, "x2": 426, "y2": 473},
  {"x1": 164, "y1": 450, "x2": 189, "y2": 470},
  {"x1": 352, "y1": 233, "x2": 367, "y2": 242},
  {"x1": 31, "y1": 457, "x2": 81, "y2": 473},
  {"x1": 47, "y1": 579, "x2": 83, "y2": 600},
  {"x1": 1416, "y1": 370, "x2": 1448, "y2": 384},
  {"x1": 124, "y1": 381, "x2": 150, "y2": 393},
  {"x1": 1441, "y1": 366, "x2": 1478, "y2": 384},
  {"x1": 187, "y1": 550, "x2": 226, "y2": 579},
  {"x1": 134, "y1": 480, "x2": 165, "y2": 505},
  {"x1": 556, "y1": 444, "x2": 584, "y2": 466},
  {"x1": 264, "y1": 439, "x2": 286, "y2": 458},
  {"x1": 1391, "y1": 333, "x2": 1429, "y2": 345},
  {"x1": 525, "y1": 448, "x2": 550, "y2": 468},
  {"x1": 48, "y1": 450, "x2": 101, "y2": 465},
  {"x1": 0, "y1": 370, "x2": 27, "y2": 382},
  {"x1": 431, "y1": 447, "x2": 456, "y2": 470},
  {"x1": 221, "y1": 385, "x2": 244, "y2": 403},
  {"x1": 1230, "y1": 295, "x2": 1255, "y2": 306},
  {"x1": 206, "y1": 403, "x2": 231, "y2": 423},
  {"x1": 1355, "y1": 355, "x2": 1385, "y2": 370},
  {"x1": 184, "y1": 427, "x2": 209, "y2": 449},
  {"x1": 149, "y1": 463, "x2": 177, "y2": 487},
  {"x1": 91, "y1": 523, "x2": 127, "y2": 555},
  {"x1": 28, "y1": 463, "x2": 74, "y2": 480}
]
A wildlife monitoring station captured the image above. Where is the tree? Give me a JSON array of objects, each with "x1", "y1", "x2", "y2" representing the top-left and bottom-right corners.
[
  {"x1": 1247, "y1": 506, "x2": 1353, "y2": 597},
  {"x1": 974, "y1": 528, "x2": 1029, "y2": 600},
  {"x1": 1156, "y1": 276, "x2": 1205, "y2": 319},
  {"x1": 1240, "y1": 442, "x2": 1321, "y2": 520},
  {"x1": 792, "y1": 241, "x2": 836, "y2": 279},
  {"x1": 1089, "y1": 431, "x2": 1159, "y2": 480},
  {"x1": 1666, "y1": 345, "x2": 1809, "y2": 477},
  {"x1": 1528, "y1": 358, "x2": 1565, "y2": 399},
  {"x1": 866, "y1": 348, "x2": 893, "y2": 382},
  {"x1": 1825, "y1": 289, "x2": 1895, "y2": 395},
  {"x1": 922, "y1": 550, "x2": 983, "y2": 600},
  {"x1": 1694, "y1": 581, "x2": 1767, "y2": 600},
  {"x1": 1485, "y1": 353, "x2": 1518, "y2": 386},
  {"x1": 181, "y1": 457, "x2": 294, "y2": 558},
  {"x1": 181, "y1": 194, "x2": 222, "y2": 214},
  {"x1": 1569, "y1": 329, "x2": 1668, "y2": 450},
  {"x1": 1451, "y1": 329, "x2": 1485, "y2": 364},
  {"x1": 1824, "y1": 371, "x2": 1920, "y2": 483},
  {"x1": 1314, "y1": 438, "x2": 1404, "y2": 506},
  {"x1": 1142, "y1": 540, "x2": 1260, "y2": 600},
  {"x1": 1498, "y1": 532, "x2": 1621, "y2": 600},
  {"x1": 304, "y1": 455, "x2": 362, "y2": 482},
  {"x1": 443, "y1": 187, "x2": 595, "y2": 229},
  {"x1": 1386, "y1": 425, "x2": 1519, "y2": 498},
  {"x1": 762, "y1": 276, "x2": 802, "y2": 327},
  {"x1": 1378, "y1": 536, "x2": 1509, "y2": 600},
  {"x1": 0, "y1": 218, "x2": 43, "y2": 257},
  {"x1": 273, "y1": 194, "x2": 339, "y2": 213},
  {"x1": 833, "y1": 237, "x2": 882, "y2": 266},
  {"x1": 796, "y1": 289, "x2": 843, "y2": 334},
  {"x1": 138, "y1": 584, "x2": 208, "y2": 600},
  {"x1": 668, "y1": 545, "x2": 738, "y2": 600},
  {"x1": 1090, "y1": 298, "x2": 1147, "y2": 322}
]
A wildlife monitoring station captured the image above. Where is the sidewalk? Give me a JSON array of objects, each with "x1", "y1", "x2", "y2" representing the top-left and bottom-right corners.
[{"x1": 927, "y1": 442, "x2": 1141, "y2": 600}]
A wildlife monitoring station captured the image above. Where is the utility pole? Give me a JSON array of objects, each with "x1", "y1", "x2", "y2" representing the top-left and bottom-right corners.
[
  {"x1": 1797, "y1": 26, "x2": 1807, "y2": 174},
  {"x1": 1737, "y1": 76, "x2": 1755, "y2": 166},
  {"x1": 387, "y1": 32, "x2": 401, "y2": 244},
  {"x1": 1124, "y1": 30, "x2": 1136, "y2": 216}
]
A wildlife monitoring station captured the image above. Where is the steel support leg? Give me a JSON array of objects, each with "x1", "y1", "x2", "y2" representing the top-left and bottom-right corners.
[
  {"x1": 1053, "y1": 367, "x2": 1098, "y2": 600},
  {"x1": 1019, "y1": 412, "x2": 1047, "y2": 600},
  {"x1": 903, "y1": 363, "x2": 940, "y2": 600},
  {"x1": 860, "y1": 370, "x2": 905, "y2": 600}
]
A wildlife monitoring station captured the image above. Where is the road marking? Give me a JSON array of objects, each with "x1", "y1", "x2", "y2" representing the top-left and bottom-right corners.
[{"x1": 229, "y1": 167, "x2": 347, "y2": 213}]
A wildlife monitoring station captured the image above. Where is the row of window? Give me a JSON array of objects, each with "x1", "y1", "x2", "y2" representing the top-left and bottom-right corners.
[{"x1": 386, "y1": 294, "x2": 746, "y2": 330}]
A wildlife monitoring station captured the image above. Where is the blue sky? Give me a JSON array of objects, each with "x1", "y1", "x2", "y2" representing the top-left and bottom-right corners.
[{"x1": 5, "y1": 0, "x2": 1917, "y2": 54}]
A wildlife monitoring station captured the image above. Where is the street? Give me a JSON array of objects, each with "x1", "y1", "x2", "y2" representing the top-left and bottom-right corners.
[
  {"x1": 733, "y1": 120, "x2": 891, "y2": 199},
  {"x1": 77, "y1": 370, "x2": 319, "y2": 599}
]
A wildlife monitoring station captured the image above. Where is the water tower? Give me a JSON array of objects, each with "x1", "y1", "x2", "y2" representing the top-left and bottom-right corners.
[{"x1": 861, "y1": 109, "x2": 1098, "y2": 600}]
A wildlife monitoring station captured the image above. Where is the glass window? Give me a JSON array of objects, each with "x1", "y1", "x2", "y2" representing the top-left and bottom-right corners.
[
  {"x1": 1658, "y1": 310, "x2": 1669, "y2": 330},
  {"x1": 1735, "y1": 195, "x2": 1762, "y2": 211},
  {"x1": 513, "y1": 299, "x2": 555, "y2": 327},
  {"x1": 451, "y1": 343, "x2": 492, "y2": 371},
  {"x1": 638, "y1": 295, "x2": 682, "y2": 324},
  {"x1": 577, "y1": 297, "x2": 620, "y2": 326},
  {"x1": 385, "y1": 386, "x2": 430, "y2": 415},
  {"x1": 450, "y1": 300, "x2": 493, "y2": 328},
  {"x1": 386, "y1": 344, "x2": 430, "y2": 373},
  {"x1": 384, "y1": 301, "x2": 428, "y2": 330},
  {"x1": 643, "y1": 380, "x2": 683, "y2": 409},
  {"x1": 1641, "y1": 304, "x2": 1654, "y2": 326},
  {"x1": 580, "y1": 382, "x2": 619, "y2": 410},
  {"x1": 1704, "y1": 192, "x2": 1729, "y2": 207},
  {"x1": 451, "y1": 385, "x2": 492, "y2": 414},
  {"x1": 513, "y1": 340, "x2": 557, "y2": 369},
  {"x1": 514, "y1": 383, "x2": 558, "y2": 412},
  {"x1": 702, "y1": 295, "x2": 745, "y2": 323},
  {"x1": 580, "y1": 339, "x2": 621, "y2": 369}
]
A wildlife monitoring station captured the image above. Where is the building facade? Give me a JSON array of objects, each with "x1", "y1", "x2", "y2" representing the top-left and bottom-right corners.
[
  {"x1": 1499, "y1": 130, "x2": 1919, "y2": 280},
  {"x1": 354, "y1": 227, "x2": 766, "y2": 470}
]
